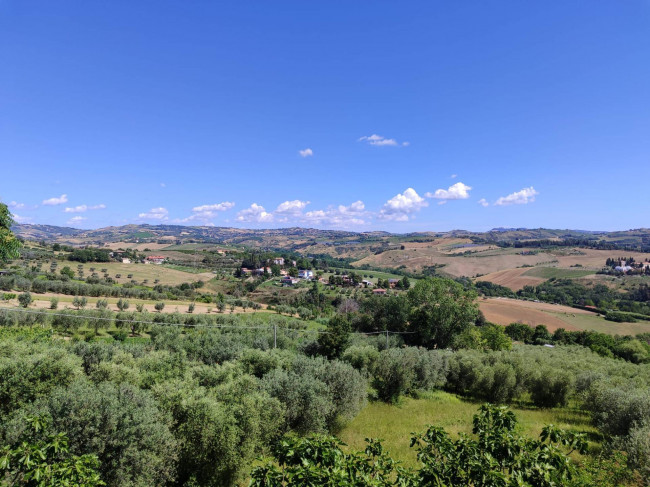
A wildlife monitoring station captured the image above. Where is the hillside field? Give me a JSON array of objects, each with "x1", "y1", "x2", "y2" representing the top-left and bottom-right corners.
[{"x1": 479, "y1": 297, "x2": 650, "y2": 334}]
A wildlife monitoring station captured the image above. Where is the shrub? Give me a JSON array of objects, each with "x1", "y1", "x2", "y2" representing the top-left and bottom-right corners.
[
  {"x1": 17, "y1": 292, "x2": 32, "y2": 308},
  {"x1": 529, "y1": 368, "x2": 574, "y2": 407}
]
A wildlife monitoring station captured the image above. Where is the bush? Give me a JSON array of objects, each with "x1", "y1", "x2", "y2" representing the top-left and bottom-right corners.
[
  {"x1": 17, "y1": 292, "x2": 32, "y2": 308},
  {"x1": 529, "y1": 368, "x2": 573, "y2": 407}
]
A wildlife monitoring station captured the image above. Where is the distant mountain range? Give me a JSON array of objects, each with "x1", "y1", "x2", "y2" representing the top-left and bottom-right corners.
[{"x1": 11, "y1": 223, "x2": 650, "y2": 252}]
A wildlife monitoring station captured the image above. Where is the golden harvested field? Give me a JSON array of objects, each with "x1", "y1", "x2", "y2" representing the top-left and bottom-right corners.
[
  {"x1": 479, "y1": 297, "x2": 649, "y2": 335},
  {"x1": 76, "y1": 262, "x2": 213, "y2": 286},
  {"x1": 354, "y1": 245, "x2": 557, "y2": 278},
  {"x1": 475, "y1": 268, "x2": 546, "y2": 291},
  {"x1": 0, "y1": 294, "x2": 268, "y2": 315}
]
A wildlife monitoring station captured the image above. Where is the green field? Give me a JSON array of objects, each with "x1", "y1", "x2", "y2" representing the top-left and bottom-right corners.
[
  {"x1": 523, "y1": 267, "x2": 596, "y2": 279},
  {"x1": 338, "y1": 391, "x2": 599, "y2": 467},
  {"x1": 546, "y1": 311, "x2": 650, "y2": 335}
]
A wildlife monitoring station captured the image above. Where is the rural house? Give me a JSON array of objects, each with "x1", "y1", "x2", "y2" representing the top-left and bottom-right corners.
[{"x1": 145, "y1": 255, "x2": 165, "y2": 265}]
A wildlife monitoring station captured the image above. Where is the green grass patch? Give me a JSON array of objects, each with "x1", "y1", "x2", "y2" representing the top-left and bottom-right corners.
[
  {"x1": 338, "y1": 391, "x2": 598, "y2": 467},
  {"x1": 523, "y1": 267, "x2": 595, "y2": 279}
]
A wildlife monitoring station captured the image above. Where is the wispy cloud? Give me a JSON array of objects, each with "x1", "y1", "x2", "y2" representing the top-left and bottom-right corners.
[
  {"x1": 495, "y1": 187, "x2": 539, "y2": 206},
  {"x1": 8, "y1": 201, "x2": 26, "y2": 210},
  {"x1": 302, "y1": 201, "x2": 367, "y2": 227},
  {"x1": 42, "y1": 194, "x2": 68, "y2": 206},
  {"x1": 450, "y1": 174, "x2": 457, "y2": 179},
  {"x1": 378, "y1": 188, "x2": 428, "y2": 221},
  {"x1": 64, "y1": 204, "x2": 106, "y2": 213},
  {"x1": 425, "y1": 182, "x2": 472, "y2": 201},
  {"x1": 192, "y1": 202, "x2": 235, "y2": 213},
  {"x1": 66, "y1": 216, "x2": 87, "y2": 225},
  {"x1": 477, "y1": 198, "x2": 489, "y2": 207},
  {"x1": 236, "y1": 203, "x2": 274, "y2": 223},
  {"x1": 275, "y1": 200, "x2": 310, "y2": 215},
  {"x1": 138, "y1": 207, "x2": 169, "y2": 220},
  {"x1": 176, "y1": 202, "x2": 235, "y2": 223},
  {"x1": 160, "y1": 183, "x2": 166, "y2": 188},
  {"x1": 12, "y1": 214, "x2": 32, "y2": 223},
  {"x1": 358, "y1": 134, "x2": 409, "y2": 147},
  {"x1": 299, "y1": 148, "x2": 313, "y2": 157}
]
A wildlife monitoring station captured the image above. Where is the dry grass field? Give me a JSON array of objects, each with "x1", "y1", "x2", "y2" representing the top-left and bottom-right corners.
[
  {"x1": 479, "y1": 297, "x2": 650, "y2": 335},
  {"x1": 475, "y1": 268, "x2": 546, "y2": 290},
  {"x1": 76, "y1": 262, "x2": 214, "y2": 286}
]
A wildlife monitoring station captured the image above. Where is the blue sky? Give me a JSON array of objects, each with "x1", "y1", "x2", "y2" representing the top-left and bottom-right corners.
[{"x1": 1, "y1": 1, "x2": 649, "y2": 232}]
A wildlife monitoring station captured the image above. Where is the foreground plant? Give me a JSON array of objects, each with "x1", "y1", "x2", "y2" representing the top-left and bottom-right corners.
[
  {"x1": 250, "y1": 404, "x2": 590, "y2": 487},
  {"x1": 0, "y1": 416, "x2": 104, "y2": 486}
]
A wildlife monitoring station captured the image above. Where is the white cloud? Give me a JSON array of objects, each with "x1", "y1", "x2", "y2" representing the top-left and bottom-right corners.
[
  {"x1": 450, "y1": 174, "x2": 457, "y2": 179},
  {"x1": 358, "y1": 134, "x2": 408, "y2": 147},
  {"x1": 495, "y1": 187, "x2": 539, "y2": 206},
  {"x1": 477, "y1": 198, "x2": 489, "y2": 207},
  {"x1": 425, "y1": 182, "x2": 472, "y2": 201},
  {"x1": 12, "y1": 214, "x2": 32, "y2": 223},
  {"x1": 302, "y1": 201, "x2": 367, "y2": 227},
  {"x1": 236, "y1": 203, "x2": 274, "y2": 223},
  {"x1": 275, "y1": 200, "x2": 310, "y2": 214},
  {"x1": 299, "y1": 148, "x2": 313, "y2": 157},
  {"x1": 42, "y1": 194, "x2": 68, "y2": 206},
  {"x1": 67, "y1": 216, "x2": 87, "y2": 225},
  {"x1": 191, "y1": 202, "x2": 235, "y2": 213},
  {"x1": 175, "y1": 202, "x2": 235, "y2": 223},
  {"x1": 8, "y1": 201, "x2": 26, "y2": 209},
  {"x1": 138, "y1": 207, "x2": 169, "y2": 220},
  {"x1": 64, "y1": 204, "x2": 106, "y2": 213},
  {"x1": 378, "y1": 188, "x2": 428, "y2": 221}
]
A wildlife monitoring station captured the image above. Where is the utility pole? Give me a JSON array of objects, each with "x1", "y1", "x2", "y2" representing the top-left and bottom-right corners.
[{"x1": 273, "y1": 324, "x2": 277, "y2": 349}]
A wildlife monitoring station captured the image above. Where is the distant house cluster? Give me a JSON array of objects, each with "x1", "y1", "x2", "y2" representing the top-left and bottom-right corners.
[
  {"x1": 145, "y1": 255, "x2": 166, "y2": 265},
  {"x1": 605, "y1": 257, "x2": 650, "y2": 275}
]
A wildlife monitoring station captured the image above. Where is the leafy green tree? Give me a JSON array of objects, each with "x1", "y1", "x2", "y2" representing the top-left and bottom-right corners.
[
  {"x1": 400, "y1": 275, "x2": 411, "y2": 290},
  {"x1": 250, "y1": 435, "x2": 397, "y2": 487},
  {"x1": 504, "y1": 322, "x2": 534, "y2": 342},
  {"x1": 154, "y1": 302, "x2": 165, "y2": 312},
  {"x1": 407, "y1": 277, "x2": 479, "y2": 349},
  {"x1": 50, "y1": 297, "x2": 59, "y2": 310},
  {"x1": 73, "y1": 296, "x2": 88, "y2": 310},
  {"x1": 95, "y1": 299, "x2": 108, "y2": 310},
  {"x1": 116, "y1": 298, "x2": 129, "y2": 311},
  {"x1": 317, "y1": 315, "x2": 351, "y2": 359},
  {"x1": 18, "y1": 292, "x2": 33, "y2": 308},
  {"x1": 410, "y1": 404, "x2": 588, "y2": 487},
  {"x1": 60, "y1": 266, "x2": 75, "y2": 280},
  {"x1": 187, "y1": 302, "x2": 195, "y2": 314},
  {"x1": 0, "y1": 202, "x2": 21, "y2": 263},
  {"x1": 0, "y1": 415, "x2": 104, "y2": 486}
]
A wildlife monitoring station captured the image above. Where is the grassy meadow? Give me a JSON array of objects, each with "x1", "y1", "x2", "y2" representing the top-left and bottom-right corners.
[{"x1": 338, "y1": 391, "x2": 599, "y2": 467}]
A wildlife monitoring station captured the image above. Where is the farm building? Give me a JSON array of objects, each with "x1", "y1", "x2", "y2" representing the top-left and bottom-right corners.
[
  {"x1": 388, "y1": 279, "x2": 400, "y2": 288},
  {"x1": 298, "y1": 269, "x2": 314, "y2": 279},
  {"x1": 373, "y1": 288, "x2": 387, "y2": 295},
  {"x1": 145, "y1": 255, "x2": 165, "y2": 265},
  {"x1": 272, "y1": 257, "x2": 285, "y2": 265}
]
